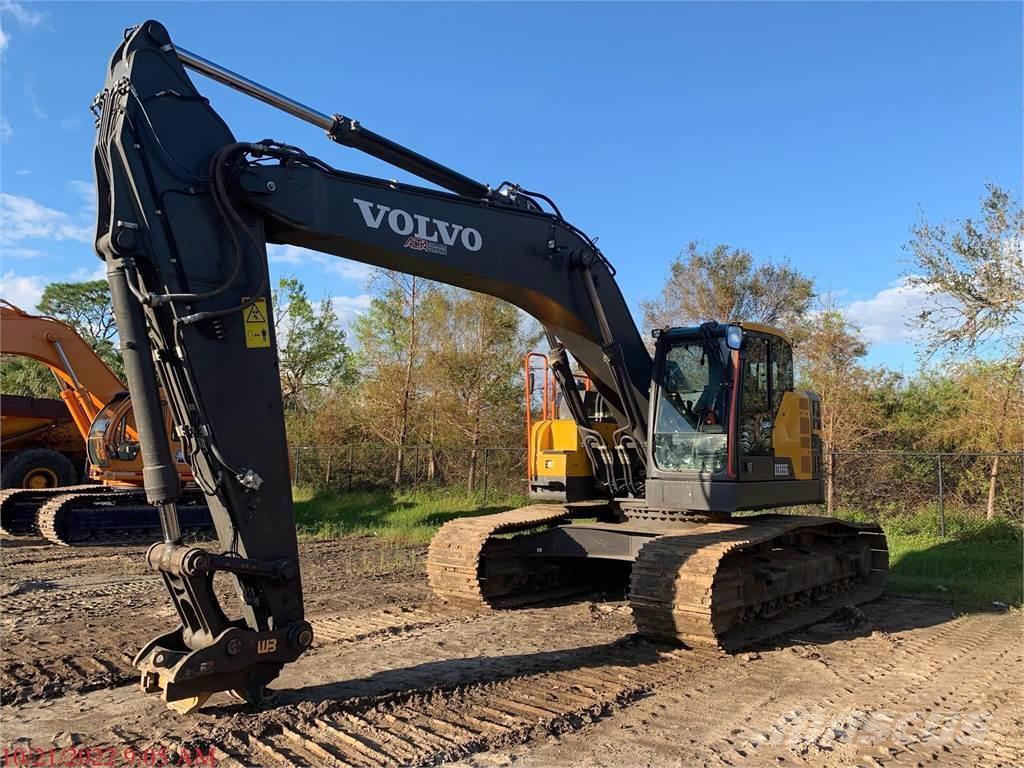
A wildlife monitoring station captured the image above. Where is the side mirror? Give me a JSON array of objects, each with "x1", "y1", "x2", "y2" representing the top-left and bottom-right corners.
[{"x1": 726, "y1": 325, "x2": 743, "y2": 350}]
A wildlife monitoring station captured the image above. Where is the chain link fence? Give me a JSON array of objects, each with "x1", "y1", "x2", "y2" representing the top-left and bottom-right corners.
[
  {"x1": 290, "y1": 444, "x2": 527, "y2": 501},
  {"x1": 291, "y1": 444, "x2": 1024, "y2": 528},
  {"x1": 829, "y1": 451, "x2": 1024, "y2": 534}
]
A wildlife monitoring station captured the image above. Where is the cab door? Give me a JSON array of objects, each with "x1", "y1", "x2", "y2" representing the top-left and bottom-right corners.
[
  {"x1": 739, "y1": 333, "x2": 796, "y2": 481},
  {"x1": 739, "y1": 335, "x2": 774, "y2": 480}
]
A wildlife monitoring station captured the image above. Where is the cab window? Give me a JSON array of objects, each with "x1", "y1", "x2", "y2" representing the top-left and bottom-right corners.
[
  {"x1": 770, "y1": 336, "x2": 793, "y2": 414},
  {"x1": 743, "y1": 337, "x2": 769, "y2": 413},
  {"x1": 741, "y1": 336, "x2": 772, "y2": 457},
  {"x1": 652, "y1": 340, "x2": 728, "y2": 473}
]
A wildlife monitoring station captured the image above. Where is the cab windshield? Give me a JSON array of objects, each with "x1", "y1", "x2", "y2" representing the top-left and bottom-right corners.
[
  {"x1": 86, "y1": 394, "x2": 138, "y2": 467},
  {"x1": 653, "y1": 337, "x2": 729, "y2": 473}
]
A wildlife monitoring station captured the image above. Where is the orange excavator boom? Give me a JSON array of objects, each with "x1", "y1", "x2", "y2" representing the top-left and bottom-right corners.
[{"x1": 0, "y1": 301, "x2": 124, "y2": 440}]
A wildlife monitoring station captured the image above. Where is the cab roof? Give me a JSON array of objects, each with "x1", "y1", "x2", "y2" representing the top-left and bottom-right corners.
[{"x1": 661, "y1": 322, "x2": 792, "y2": 346}]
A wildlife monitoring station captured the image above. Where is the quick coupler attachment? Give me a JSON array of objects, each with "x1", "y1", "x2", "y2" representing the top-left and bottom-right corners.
[{"x1": 136, "y1": 542, "x2": 312, "y2": 714}]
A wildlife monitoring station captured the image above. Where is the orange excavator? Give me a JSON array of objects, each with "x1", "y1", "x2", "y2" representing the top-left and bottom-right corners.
[{"x1": 0, "y1": 301, "x2": 212, "y2": 545}]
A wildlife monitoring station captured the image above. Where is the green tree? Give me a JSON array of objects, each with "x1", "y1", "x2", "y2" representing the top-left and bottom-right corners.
[
  {"x1": 352, "y1": 270, "x2": 433, "y2": 484},
  {"x1": 889, "y1": 370, "x2": 962, "y2": 452},
  {"x1": 797, "y1": 301, "x2": 888, "y2": 513},
  {"x1": 0, "y1": 357, "x2": 62, "y2": 398},
  {"x1": 38, "y1": 280, "x2": 122, "y2": 378},
  {"x1": 906, "y1": 184, "x2": 1024, "y2": 517},
  {"x1": 272, "y1": 276, "x2": 356, "y2": 415},
  {"x1": 642, "y1": 242, "x2": 815, "y2": 335},
  {"x1": 422, "y1": 288, "x2": 540, "y2": 490}
]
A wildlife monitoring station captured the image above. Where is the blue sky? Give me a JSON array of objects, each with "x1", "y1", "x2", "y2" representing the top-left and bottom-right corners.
[{"x1": 1, "y1": 1, "x2": 1021, "y2": 370}]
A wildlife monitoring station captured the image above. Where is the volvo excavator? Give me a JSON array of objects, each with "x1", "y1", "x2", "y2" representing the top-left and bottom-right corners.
[
  {"x1": 0, "y1": 302, "x2": 212, "y2": 544},
  {"x1": 91, "y1": 21, "x2": 888, "y2": 713}
]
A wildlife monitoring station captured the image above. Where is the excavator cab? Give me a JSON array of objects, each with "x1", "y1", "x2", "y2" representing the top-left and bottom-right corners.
[
  {"x1": 651, "y1": 330, "x2": 730, "y2": 473},
  {"x1": 529, "y1": 322, "x2": 823, "y2": 511},
  {"x1": 86, "y1": 393, "x2": 138, "y2": 469},
  {"x1": 86, "y1": 393, "x2": 192, "y2": 485},
  {"x1": 644, "y1": 322, "x2": 823, "y2": 514}
]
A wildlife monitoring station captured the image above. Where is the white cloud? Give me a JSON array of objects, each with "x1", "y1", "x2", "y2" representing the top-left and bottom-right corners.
[
  {"x1": 329, "y1": 293, "x2": 372, "y2": 328},
  {"x1": 0, "y1": 116, "x2": 11, "y2": 141},
  {"x1": 1, "y1": 245, "x2": 43, "y2": 259},
  {"x1": 267, "y1": 243, "x2": 372, "y2": 282},
  {"x1": 66, "y1": 179, "x2": 96, "y2": 217},
  {"x1": 843, "y1": 279, "x2": 934, "y2": 346},
  {"x1": 24, "y1": 80, "x2": 46, "y2": 120},
  {"x1": 14, "y1": 169, "x2": 30, "y2": 176},
  {"x1": 67, "y1": 180, "x2": 94, "y2": 202},
  {"x1": 68, "y1": 262, "x2": 106, "y2": 282},
  {"x1": 0, "y1": 1, "x2": 45, "y2": 27},
  {"x1": 0, "y1": 271, "x2": 46, "y2": 311},
  {"x1": 0, "y1": 193, "x2": 92, "y2": 254},
  {"x1": 0, "y1": 1, "x2": 45, "y2": 56}
]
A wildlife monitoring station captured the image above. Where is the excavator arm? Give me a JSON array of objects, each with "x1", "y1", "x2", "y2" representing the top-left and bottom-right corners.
[{"x1": 93, "y1": 21, "x2": 651, "y2": 709}]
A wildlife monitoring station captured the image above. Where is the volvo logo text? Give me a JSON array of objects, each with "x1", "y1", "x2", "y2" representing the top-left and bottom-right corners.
[{"x1": 353, "y1": 198, "x2": 483, "y2": 252}]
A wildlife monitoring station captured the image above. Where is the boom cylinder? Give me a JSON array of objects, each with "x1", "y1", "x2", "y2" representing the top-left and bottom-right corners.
[
  {"x1": 173, "y1": 45, "x2": 335, "y2": 131},
  {"x1": 171, "y1": 42, "x2": 491, "y2": 198}
]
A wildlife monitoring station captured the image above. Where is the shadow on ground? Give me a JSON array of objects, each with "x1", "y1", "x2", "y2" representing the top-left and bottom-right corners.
[{"x1": 205, "y1": 594, "x2": 961, "y2": 717}]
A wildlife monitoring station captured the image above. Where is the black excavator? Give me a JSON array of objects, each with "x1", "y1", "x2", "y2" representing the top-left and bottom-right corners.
[{"x1": 92, "y1": 21, "x2": 888, "y2": 713}]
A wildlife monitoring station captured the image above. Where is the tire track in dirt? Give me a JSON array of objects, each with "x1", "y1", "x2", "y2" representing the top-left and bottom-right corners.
[
  {"x1": 3, "y1": 601, "x2": 643, "y2": 751},
  {"x1": 1, "y1": 576, "x2": 160, "y2": 619},
  {"x1": 1, "y1": 550, "x2": 146, "y2": 569},
  {"x1": 1, "y1": 603, "x2": 489, "y2": 706},
  {"x1": 973, "y1": 686, "x2": 1024, "y2": 768},
  {"x1": 694, "y1": 613, "x2": 1023, "y2": 767},
  {"x1": 696, "y1": 615, "x2": 981, "y2": 765},
  {"x1": 451, "y1": 607, "x2": 1022, "y2": 768},
  {"x1": 193, "y1": 638, "x2": 696, "y2": 767}
]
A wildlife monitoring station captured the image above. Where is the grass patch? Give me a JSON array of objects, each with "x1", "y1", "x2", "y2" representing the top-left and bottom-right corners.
[
  {"x1": 292, "y1": 486, "x2": 529, "y2": 544},
  {"x1": 872, "y1": 510, "x2": 1022, "y2": 612},
  {"x1": 294, "y1": 488, "x2": 1022, "y2": 611}
]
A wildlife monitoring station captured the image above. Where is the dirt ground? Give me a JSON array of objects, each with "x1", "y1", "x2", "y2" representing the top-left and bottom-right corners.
[{"x1": 2, "y1": 535, "x2": 1021, "y2": 767}]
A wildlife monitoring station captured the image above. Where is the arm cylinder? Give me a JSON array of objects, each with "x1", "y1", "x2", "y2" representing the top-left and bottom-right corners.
[{"x1": 106, "y1": 256, "x2": 181, "y2": 516}]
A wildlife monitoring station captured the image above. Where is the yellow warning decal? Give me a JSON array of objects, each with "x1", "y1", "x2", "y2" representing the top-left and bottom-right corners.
[{"x1": 243, "y1": 298, "x2": 270, "y2": 348}]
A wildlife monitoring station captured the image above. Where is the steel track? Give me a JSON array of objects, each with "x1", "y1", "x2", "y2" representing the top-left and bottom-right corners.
[{"x1": 427, "y1": 507, "x2": 889, "y2": 652}]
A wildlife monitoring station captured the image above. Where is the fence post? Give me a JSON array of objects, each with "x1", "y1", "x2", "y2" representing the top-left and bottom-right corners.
[
  {"x1": 325, "y1": 449, "x2": 332, "y2": 487},
  {"x1": 482, "y1": 447, "x2": 489, "y2": 503},
  {"x1": 937, "y1": 454, "x2": 945, "y2": 539},
  {"x1": 347, "y1": 445, "x2": 353, "y2": 491},
  {"x1": 827, "y1": 452, "x2": 835, "y2": 516},
  {"x1": 295, "y1": 447, "x2": 302, "y2": 486}
]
